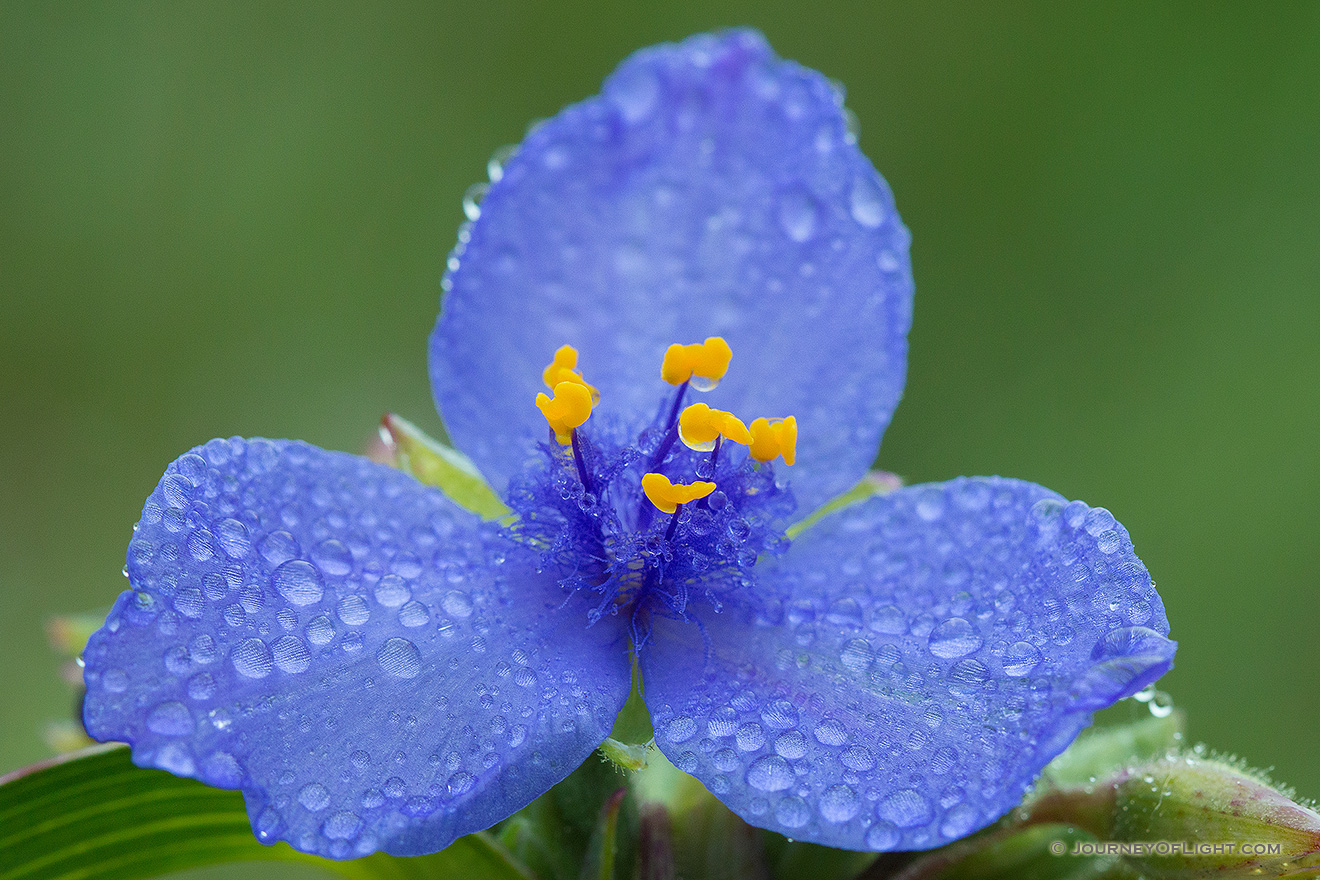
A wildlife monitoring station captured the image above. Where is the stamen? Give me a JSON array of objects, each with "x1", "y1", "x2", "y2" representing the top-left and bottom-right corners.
[
  {"x1": 541, "y1": 345, "x2": 600, "y2": 402},
  {"x1": 678, "y1": 403, "x2": 751, "y2": 451},
  {"x1": 661, "y1": 337, "x2": 732, "y2": 391},
  {"x1": 641, "y1": 473, "x2": 716, "y2": 515},
  {"x1": 748, "y1": 416, "x2": 798, "y2": 465},
  {"x1": 536, "y1": 381, "x2": 594, "y2": 445}
]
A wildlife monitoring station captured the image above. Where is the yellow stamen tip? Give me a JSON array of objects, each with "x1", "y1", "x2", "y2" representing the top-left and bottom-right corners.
[
  {"x1": 542, "y1": 345, "x2": 600, "y2": 402},
  {"x1": 536, "y1": 381, "x2": 595, "y2": 444},
  {"x1": 641, "y1": 472, "x2": 716, "y2": 514},
  {"x1": 678, "y1": 403, "x2": 752, "y2": 451},
  {"x1": 661, "y1": 336, "x2": 733, "y2": 389},
  {"x1": 749, "y1": 416, "x2": 797, "y2": 465}
]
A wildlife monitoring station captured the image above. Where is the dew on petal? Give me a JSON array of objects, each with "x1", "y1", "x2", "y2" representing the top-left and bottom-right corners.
[
  {"x1": 273, "y1": 560, "x2": 324, "y2": 607},
  {"x1": 746, "y1": 755, "x2": 794, "y2": 792},
  {"x1": 232, "y1": 638, "x2": 273, "y2": 679},
  {"x1": 377, "y1": 637, "x2": 421, "y2": 679}
]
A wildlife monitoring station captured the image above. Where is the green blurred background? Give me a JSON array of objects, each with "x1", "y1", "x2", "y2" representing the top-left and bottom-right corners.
[{"x1": 2, "y1": 0, "x2": 1316, "y2": 840}]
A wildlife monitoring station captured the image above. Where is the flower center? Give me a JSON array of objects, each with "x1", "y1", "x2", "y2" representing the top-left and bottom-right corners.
[{"x1": 503, "y1": 338, "x2": 798, "y2": 644}]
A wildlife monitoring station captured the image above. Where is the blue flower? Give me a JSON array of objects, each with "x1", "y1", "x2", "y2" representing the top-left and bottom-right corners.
[{"x1": 83, "y1": 30, "x2": 1175, "y2": 860}]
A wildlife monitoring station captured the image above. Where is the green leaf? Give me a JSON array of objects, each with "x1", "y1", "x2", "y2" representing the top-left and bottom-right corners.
[
  {"x1": 0, "y1": 745, "x2": 534, "y2": 880},
  {"x1": 380, "y1": 413, "x2": 509, "y2": 519}
]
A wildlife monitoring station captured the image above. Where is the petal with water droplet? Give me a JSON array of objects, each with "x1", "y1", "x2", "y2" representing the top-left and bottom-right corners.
[
  {"x1": 639, "y1": 476, "x2": 1173, "y2": 850},
  {"x1": 83, "y1": 438, "x2": 631, "y2": 859}
]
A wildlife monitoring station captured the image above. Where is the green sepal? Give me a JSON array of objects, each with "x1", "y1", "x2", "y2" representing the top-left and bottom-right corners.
[
  {"x1": 380, "y1": 413, "x2": 509, "y2": 518},
  {"x1": 496, "y1": 753, "x2": 636, "y2": 880},
  {"x1": 1038, "y1": 708, "x2": 1185, "y2": 790},
  {"x1": 787, "y1": 470, "x2": 902, "y2": 539},
  {"x1": 0, "y1": 744, "x2": 534, "y2": 880}
]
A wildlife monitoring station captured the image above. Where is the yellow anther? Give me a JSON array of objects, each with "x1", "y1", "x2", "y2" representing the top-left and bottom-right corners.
[
  {"x1": 748, "y1": 416, "x2": 797, "y2": 466},
  {"x1": 661, "y1": 336, "x2": 733, "y2": 390},
  {"x1": 541, "y1": 345, "x2": 600, "y2": 402},
  {"x1": 678, "y1": 403, "x2": 752, "y2": 451},
  {"x1": 535, "y1": 381, "x2": 594, "y2": 445},
  {"x1": 641, "y1": 472, "x2": 717, "y2": 515}
]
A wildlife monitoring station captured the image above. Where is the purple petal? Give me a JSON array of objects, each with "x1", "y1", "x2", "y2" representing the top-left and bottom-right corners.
[
  {"x1": 639, "y1": 476, "x2": 1174, "y2": 850},
  {"x1": 83, "y1": 438, "x2": 631, "y2": 858},
  {"x1": 431, "y1": 29, "x2": 912, "y2": 512}
]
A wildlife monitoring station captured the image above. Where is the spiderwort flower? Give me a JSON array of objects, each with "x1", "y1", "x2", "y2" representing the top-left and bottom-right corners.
[{"x1": 82, "y1": 30, "x2": 1176, "y2": 860}]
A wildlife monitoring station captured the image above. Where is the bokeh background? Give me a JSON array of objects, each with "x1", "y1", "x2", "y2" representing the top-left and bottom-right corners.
[{"x1": 3, "y1": 0, "x2": 1317, "y2": 840}]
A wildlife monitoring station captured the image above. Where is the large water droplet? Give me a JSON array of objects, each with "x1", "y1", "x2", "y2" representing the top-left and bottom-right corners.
[
  {"x1": 736, "y1": 722, "x2": 765, "y2": 751},
  {"x1": 777, "y1": 185, "x2": 820, "y2": 243},
  {"x1": 605, "y1": 64, "x2": 660, "y2": 124},
  {"x1": 373, "y1": 575, "x2": 410, "y2": 607},
  {"x1": 840, "y1": 744, "x2": 875, "y2": 771},
  {"x1": 146, "y1": 701, "x2": 193, "y2": 736},
  {"x1": 775, "y1": 796, "x2": 810, "y2": 828},
  {"x1": 232, "y1": 638, "x2": 273, "y2": 678},
  {"x1": 865, "y1": 821, "x2": 900, "y2": 849},
  {"x1": 312, "y1": 539, "x2": 353, "y2": 576},
  {"x1": 377, "y1": 638, "x2": 421, "y2": 679},
  {"x1": 814, "y1": 719, "x2": 849, "y2": 746},
  {"x1": 305, "y1": 615, "x2": 335, "y2": 645},
  {"x1": 929, "y1": 618, "x2": 982, "y2": 659},
  {"x1": 337, "y1": 594, "x2": 370, "y2": 625},
  {"x1": 273, "y1": 560, "x2": 324, "y2": 606},
  {"x1": 1002, "y1": 641, "x2": 1042, "y2": 676},
  {"x1": 708, "y1": 707, "x2": 738, "y2": 738},
  {"x1": 820, "y1": 784, "x2": 860, "y2": 823},
  {"x1": 441, "y1": 591, "x2": 473, "y2": 618},
  {"x1": 273, "y1": 635, "x2": 311, "y2": 674},
  {"x1": 298, "y1": 782, "x2": 330, "y2": 812},
  {"x1": 774, "y1": 730, "x2": 807, "y2": 759},
  {"x1": 877, "y1": 789, "x2": 933, "y2": 828},
  {"x1": 399, "y1": 601, "x2": 430, "y2": 627},
  {"x1": 258, "y1": 530, "x2": 300, "y2": 565},
  {"x1": 323, "y1": 811, "x2": 362, "y2": 840},
  {"x1": 849, "y1": 174, "x2": 886, "y2": 228},
  {"x1": 761, "y1": 700, "x2": 798, "y2": 730},
  {"x1": 745, "y1": 755, "x2": 794, "y2": 792},
  {"x1": 664, "y1": 716, "x2": 697, "y2": 744},
  {"x1": 840, "y1": 638, "x2": 875, "y2": 672}
]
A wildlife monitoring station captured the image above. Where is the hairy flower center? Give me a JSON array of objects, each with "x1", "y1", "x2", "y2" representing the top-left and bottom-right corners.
[{"x1": 504, "y1": 339, "x2": 797, "y2": 645}]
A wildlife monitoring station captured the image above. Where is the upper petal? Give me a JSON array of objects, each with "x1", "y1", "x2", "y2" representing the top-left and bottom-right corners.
[
  {"x1": 83, "y1": 438, "x2": 631, "y2": 858},
  {"x1": 639, "y1": 476, "x2": 1174, "y2": 850},
  {"x1": 431, "y1": 29, "x2": 913, "y2": 512}
]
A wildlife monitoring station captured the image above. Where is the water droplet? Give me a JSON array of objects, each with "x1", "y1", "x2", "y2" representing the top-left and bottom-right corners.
[
  {"x1": 866, "y1": 821, "x2": 901, "y2": 849},
  {"x1": 323, "y1": 810, "x2": 362, "y2": 840},
  {"x1": 305, "y1": 615, "x2": 335, "y2": 645},
  {"x1": 940, "y1": 803, "x2": 979, "y2": 839},
  {"x1": 273, "y1": 560, "x2": 324, "y2": 606},
  {"x1": 337, "y1": 594, "x2": 370, "y2": 625},
  {"x1": 298, "y1": 783, "x2": 330, "y2": 812},
  {"x1": 777, "y1": 185, "x2": 820, "y2": 242},
  {"x1": 514, "y1": 667, "x2": 536, "y2": 688},
  {"x1": 146, "y1": 701, "x2": 193, "y2": 736},
  {"x1": 361, "y1": 788, "x2": 385, "y2": 809},
  {"x1": 746, "y1": 755, "x2": 794, "y2": 792},
  {"x1": 374, "y1": 575, "x2": 410, "y2": 607},
  {"x1": 188, "y1": 672, "x2": 216, "y2": 700},
  {"x1": 708, "y1": 707, "x2": 738, "y2": 738},
  {"x1": 774, "y1": 730, "x2": 807, "y2": 759},
  {"x1": 1002, "y1": 641, "x2": 1042, "y2": 676},
  {"x1": 232, "y1": 638, "x2": 273, "y2": 678},
  {"x1": 256, "y1": 807, "x2": 281, "y2": 841},
  {"x1": 840, "y1": 638, "x2": 875, "y2": 673},
  {"x1": 487, "y1": 144, "x2": 517, "y2": 183},
  {"x1": 776, "y1": 796, "x2": 810, "y2": 828},
  {"x1": 398, "y1": 601, "x2": 430, "y2": 627},
  {"x1": 441, "y1": 591, "x2": 473, "y2": 618},
  {"x1": 761, "y1": 700, "x2": 799, "y2": 730},
  {"x1": 273, "y1": 635, "x2": 311, "y2": 673},
  {"x1": 462, "y1": 182, "x2": 488, "y2": 221},
  {"x1": 877, "y1": 789, "x2": 933, "y2": 828},
  {"x1": 849, "y1": 174, "x2": 887, "y2": 228},
  {"x1": 736, "y1": 722, "x2": 765, "y2": 751},
  {"x1": 947, "y1": 658, "x2": 989, "y2": 690},
  {"x1": 869, "y1": 604, "x2": 906, "y2": 635},
  {"x1": 1148, "y1": 690, "x2": 1175, "y2": 718},
  {"x1": 257, "y1": 530, "x2": 300, "y2": 565},
  {"x1": 840, "y1": 744, "x2": 874, "y2": 771},
  {"x1": 447, "y1": 771, "x2": 475, "y2": 797},
  {"x1": 929, "y1": 618, "x2": 982, "y2": 659},
  {"x1": 712, "y1": 748, "x2": 740, "y2": 772},
  {"x1": 605, "y1": 64, "x2": 660, "y2": 124},
  {"x1": 820, "y1": 784, "x2": 860, "y2": 822},
  {"x1": 665, "y1": 716, "x2": 697, "y2": 743},
  {"x1": 377, "y1": 638, "x2": 421, "y2": 679},
  {"x1": 814, "y1": 719, "x2": 848, "y2": 746},
  {"x1": 312, "y1": 540, "x2": 352, "y2": 576}
]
